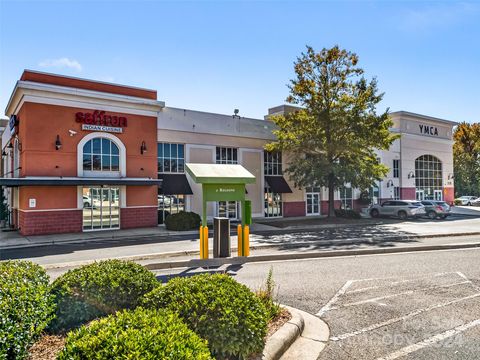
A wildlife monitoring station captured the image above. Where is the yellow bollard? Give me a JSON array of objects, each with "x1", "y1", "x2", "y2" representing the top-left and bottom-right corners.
[
  {"x1": 244, "y1": 225, "x2": 250, "y2": 257},
  {"x1": 237, "y1": 224, "x2": 243, "y2": 257},
  {"x1": 203, "y1": 226, "x2": 209, "y2": 259},
  {"x1": 199, "y1": 226, "x2": 204, "y2": 259}
]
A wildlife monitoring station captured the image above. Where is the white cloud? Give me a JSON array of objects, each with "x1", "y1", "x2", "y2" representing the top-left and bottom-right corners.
[{"x1": 38, "y1": 57, "x2": 83, "y2": 72}]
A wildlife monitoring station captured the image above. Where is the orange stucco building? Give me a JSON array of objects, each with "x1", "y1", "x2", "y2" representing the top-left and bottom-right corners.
[{"x1": 2, "y1": 71, "x2": 162, "y2": 235}]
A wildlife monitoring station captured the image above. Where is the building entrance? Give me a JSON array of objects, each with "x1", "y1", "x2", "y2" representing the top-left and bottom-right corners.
[{"x1": 82, "y1": 187, "x2": 120, "y2": 230}]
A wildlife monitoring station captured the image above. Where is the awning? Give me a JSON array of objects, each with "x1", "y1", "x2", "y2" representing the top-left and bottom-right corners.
[
  {"x1": 159, "y1": 174, "x2": 193, "y2": 195},
  {"x1": 265, "y1": 176, "x2": 292, "y2": 193},
  {"x1": 0, "y1": 177, "x2": 162, "y2": 187}
]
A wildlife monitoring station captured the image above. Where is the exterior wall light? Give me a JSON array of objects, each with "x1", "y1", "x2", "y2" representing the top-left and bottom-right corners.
[
  {"x1": 6, "y1": 143, "x2": 13, "y2": 149},
  {"x1": 448, "y1": 173, "x2": 454, "y2": 180},
  {"x1": 408, "y1": 171, "x2": 415, "y2": 179},
  {"x1": 140, "y1": 141, "x2": 147, "y2": 154},
  {"x1": 386, "y1": 180, "x2": 394, "y2": 188},
  {"x1": 55, "y1": 135, "x2": 62, "y2": 150},
  {"x1": 1, "y1": 150, "x2": 6, "y2": 157}
]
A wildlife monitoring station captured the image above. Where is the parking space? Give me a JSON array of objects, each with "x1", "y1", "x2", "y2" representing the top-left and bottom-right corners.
[{"x1": 318, "y1": 272, "x2": 480, "y2": 359}]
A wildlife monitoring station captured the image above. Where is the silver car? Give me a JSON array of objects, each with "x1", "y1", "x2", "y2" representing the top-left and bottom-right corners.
[{"x1": 369, "y1": 200, "x2": 426, "y2": 220}]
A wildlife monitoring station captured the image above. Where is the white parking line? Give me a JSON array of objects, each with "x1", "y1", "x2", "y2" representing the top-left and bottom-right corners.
[
  {"x1": 377, "y1": 318, "x2": 480, "y2": 360},
  {"x1": 456, "y1": 271, "x2": 480, "y2": 291},
  {"x1": 330, "y1": 292, "x2": 480, "y2": 341},
  {"x1": 330, "y1": 280, "x2": 470, "y2": 310},
  {"x1": 316, "y1": 280, "x2": 353, "y2": 317},
  {"x1": 346, "y1": 272, "x2": 460, "y2": 294}
]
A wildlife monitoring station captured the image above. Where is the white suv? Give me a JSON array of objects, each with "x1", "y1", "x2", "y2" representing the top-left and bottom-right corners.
[
  {"x1": 369, "y1": 200, "x2": 426, "y2": 220},
  {"x1": 455, "y1": 196, "x2": 477, "y2": 206}
]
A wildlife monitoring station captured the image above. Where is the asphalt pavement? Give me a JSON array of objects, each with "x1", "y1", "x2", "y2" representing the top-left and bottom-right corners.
[{"x1": 152, "y1": 248, "x2": 480, "y2": 359}]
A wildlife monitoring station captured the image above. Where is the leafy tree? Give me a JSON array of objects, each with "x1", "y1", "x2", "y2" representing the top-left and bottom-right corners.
[
  {"x1": 453, "y1": 122, "x2": 480, "y2": 197},
  {"x1": 266, "y1": 45, "x2": 398, "y2": 216}
]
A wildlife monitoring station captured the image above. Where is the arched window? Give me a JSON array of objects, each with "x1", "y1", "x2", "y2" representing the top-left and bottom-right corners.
[
  {"x1": 82, "y1": 138, "x2": 120, "y2": 172},
  {"x1": 415, "y1": 154, "x2": 443, "y2": 200}
]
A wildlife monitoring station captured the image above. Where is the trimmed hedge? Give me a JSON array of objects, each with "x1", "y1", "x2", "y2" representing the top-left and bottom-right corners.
[
  {"x1": 49, "y1": 259, "x2": 158, "y2": 333},
  {"x1": 165, "y1": 211, "x2": 201, "y2": 231},
  {"x1": 142, "y1": 273, "x2": 268, "y2": 359},
  {"x1": 0, "y1": 261, "x2": 55, "y2": 360},
  {"x1": 334, "y1": 208, "x2": 362, "y2": 219},
  {"x1": 57, "y1": 307, "x2": 213, "y2": 360}
]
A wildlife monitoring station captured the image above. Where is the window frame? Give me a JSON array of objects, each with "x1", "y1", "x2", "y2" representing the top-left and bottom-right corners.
[
  {"x1": 157, "y1": 143, "x2": 185, "y2": 174},
  {"x1": 82, "y1": 137, "x2": 120, "y2": 175}
]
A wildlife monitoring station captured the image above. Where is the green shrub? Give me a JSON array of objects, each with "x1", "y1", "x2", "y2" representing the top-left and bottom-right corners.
[
  {"x1": 256, "y1": 267, "x2": 281, "y2": 321},
  {"x1": 0, "y1": 260, "x2": 55, "y2": 360},
  {"x1": 58, "y1": 307, "x2": 213, "y2": 360},
  {"x1": 142, "y1": 273, "x2": 268, "y2": 359},
  {"x1": 49, "y1": 259, "x2": 158, "y2": 333},
  {"x1": 454, "y1": 199, "x2": 462, "y2": 206},
  {"x1": 334, "y1": 208, "x2": 362, "y2": 219},
  {"x1": 165, "y1": 211, "x2": 201, "y2": 231}
]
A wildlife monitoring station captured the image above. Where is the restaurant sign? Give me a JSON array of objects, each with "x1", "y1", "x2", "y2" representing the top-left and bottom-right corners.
[{"x1": 76, "y1": 110, "x2": 127, "y2": 134}]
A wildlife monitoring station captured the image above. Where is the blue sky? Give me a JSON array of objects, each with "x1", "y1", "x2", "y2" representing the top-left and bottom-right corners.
[{"x1": 1, "y1": 1, "x2": 479, "y2": 123}]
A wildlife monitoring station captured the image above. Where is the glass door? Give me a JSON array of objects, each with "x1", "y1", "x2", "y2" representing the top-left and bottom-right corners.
[
  {"x1": 83, "y1": 187, "x2": 120, "y2": 231},
  {"x1": 434, "y1": 190, "x2": 443, "y2": 201},
  {"x1": 416, "y1": 190, "x2": 425, "y2": 201},
  {"x1": 218, "y1": 201, "x2": 238, "y2": 219},
  {"x1": 306, "y1": 187, "x2": 320, "y2": 215}
]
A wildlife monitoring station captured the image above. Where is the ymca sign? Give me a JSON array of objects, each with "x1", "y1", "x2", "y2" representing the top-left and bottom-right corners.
[{"x1": 419, "y1": 124, "x2": 439, "y2": 136}]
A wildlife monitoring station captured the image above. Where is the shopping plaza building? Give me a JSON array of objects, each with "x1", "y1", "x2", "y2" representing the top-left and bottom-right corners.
[{"x1": 0, "y1": 70, "x2": 456, "y2": 235}]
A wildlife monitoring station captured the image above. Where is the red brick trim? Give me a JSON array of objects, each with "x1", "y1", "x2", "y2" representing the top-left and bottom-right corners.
[
  {"x1": 283, "y1": 201, "x2": 306, "y2": 217},
  {"x1": 19, "y1": 209, "x2": 82, "y2": 236},
  {"x1": 120, "y1": 207, "x2": 157, "y2": 229}
]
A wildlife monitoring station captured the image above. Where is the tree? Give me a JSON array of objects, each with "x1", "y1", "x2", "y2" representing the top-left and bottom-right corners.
[
  {"x1": 266, "y1": 45, "x2": 398, "y2": 216},
  {"x1": 453, "y1": 122, "x2": 480, "y2": 197}
]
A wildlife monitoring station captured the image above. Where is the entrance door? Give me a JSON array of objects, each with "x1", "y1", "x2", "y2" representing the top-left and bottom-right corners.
[
  {"x1": 416, "y1": 190, "x2": 425, "y2": 201},
  {"x1": 434, "y1": 190, "x2": 443, "y2": 201},
  {"x1": 218, "y1": 201, "x2": 238, "y2": 219},
  {"x1": 306, "y1": 187, "x2": 320, "y2": 215},
  {"x1": 83, "y1": 187, "x2": 120, "y2": 231}
]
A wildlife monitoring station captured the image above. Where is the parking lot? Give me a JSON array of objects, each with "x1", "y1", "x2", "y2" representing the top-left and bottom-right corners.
[{"x1": 318, "y1": 271, "x2": 480, "y2": 359}]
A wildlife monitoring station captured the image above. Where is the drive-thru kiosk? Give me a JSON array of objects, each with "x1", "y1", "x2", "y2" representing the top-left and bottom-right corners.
[{"x1": 185, "y1": 163, "x2": 255, "y2": 258}]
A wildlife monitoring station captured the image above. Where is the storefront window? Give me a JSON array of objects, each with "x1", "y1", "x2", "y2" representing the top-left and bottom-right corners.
[
  {"x1": 216, "y1": 147, "x2": 238, "y2": 164},
  {"x1": 339, "y1": 186, "x2": 353, "y2": 209},
  {"x1": 82, "y1": 187, "x2": 120, "y2": 230},
  {"x1": 264, "y1": 151, "x2": 282, "y2": 175},
  {"x1": 83, "y1": 138, "x2": 119, "y2": 172},
  {"x1": 158, "y1": 143, "x2": 184, "y2": 173},
  {"x1": 415, "y1": 155, "x2": 443, "y2": 200},
  {"x1": 158, "y1": 192, "x2": 185, "y2": 223},
  {"x1": 264, "y1": 184, "x2": 282, "y2": 217}
]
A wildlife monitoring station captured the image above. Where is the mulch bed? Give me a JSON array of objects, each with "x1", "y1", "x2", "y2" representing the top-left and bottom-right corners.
[
  {"x1": 266, "y1": 307, "x2": 292, "y2": 338},
  {"x1": 29, "y1": 308, "x2": 291, "y2": 360},
  {"x1": 28, "y1": 335, "x2": 65, "y2": 360}
]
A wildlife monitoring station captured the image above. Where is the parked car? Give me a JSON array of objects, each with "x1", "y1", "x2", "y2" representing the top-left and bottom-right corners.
[
  {"x1": 369, "y1": 200, "x2": 426, "y2": 220},
  {"x1": 421, "y1": 200, "x2": 451, "y2": 219},
  {"x1": 470, "y1": 197, "x2": 480, "y2": 206},
  {"x1": 455, "y1": 196, "x2": 477, "y2": 206}
]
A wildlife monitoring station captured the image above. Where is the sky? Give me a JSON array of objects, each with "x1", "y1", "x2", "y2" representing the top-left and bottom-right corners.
[{"x1": 0, "y1": 0, "x2": 479, "y2": 123}]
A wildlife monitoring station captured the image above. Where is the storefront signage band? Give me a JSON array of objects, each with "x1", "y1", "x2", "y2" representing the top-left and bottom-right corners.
[
  {"x1": 81, "y1": 124, "x2": 123, "y2": 133},
  {"x1": 76, "y1": 110, "x2": 127, "y2": 128},
  {"x1": 419, "y1": 124, "x2": 438, "y2": 136}
]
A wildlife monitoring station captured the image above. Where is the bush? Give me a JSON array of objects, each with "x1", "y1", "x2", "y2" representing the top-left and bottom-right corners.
[
  {"x1": 57, "y1": 307, "x2": 213, "y2": 360},
  {"x1": 142, "y1": 273, "x2": 268, "y2": 359},
  {"x1": 0, "y1": 261, "x2": 55, "y2": 360},
  {"x1": 334, "y1": 208, "x2": 362, "y2": 219},
  {"x1": 49, "y1": 259, "x2": 158, "y2": 333},
  {"x1": 165, "y1": 211, "x2": 201, "y2": 231},
  {"x1": 256, "y1": 267, "x2": 281, "y2": 321},
  {"x1": 454, "y1": 199, "x2": 462, "y2": 206}
]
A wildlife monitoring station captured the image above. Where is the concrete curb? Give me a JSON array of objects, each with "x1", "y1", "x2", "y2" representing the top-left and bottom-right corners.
[
  {"x1": 142, "y1": 241, "x2": 480, "y2": 270},
  {"x1": 262, "y1": 307, "x2": 304, "y2": 360},
  {"x1": 39, "y1": 240, "x2": 480, "y2": 272},
  {"x1": 279, "y1": 306, "x2": 330, "y2": 360}
]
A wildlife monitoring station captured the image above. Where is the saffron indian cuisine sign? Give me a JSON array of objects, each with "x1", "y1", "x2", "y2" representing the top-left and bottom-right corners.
[{"x1": 76, "y1": 110, "x2": 127, "y2": 134}]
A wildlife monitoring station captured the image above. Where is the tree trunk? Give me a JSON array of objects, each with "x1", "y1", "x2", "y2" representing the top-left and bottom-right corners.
[{"x1": 328, "y1": 173, "x2": 335, "y2": 217}]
